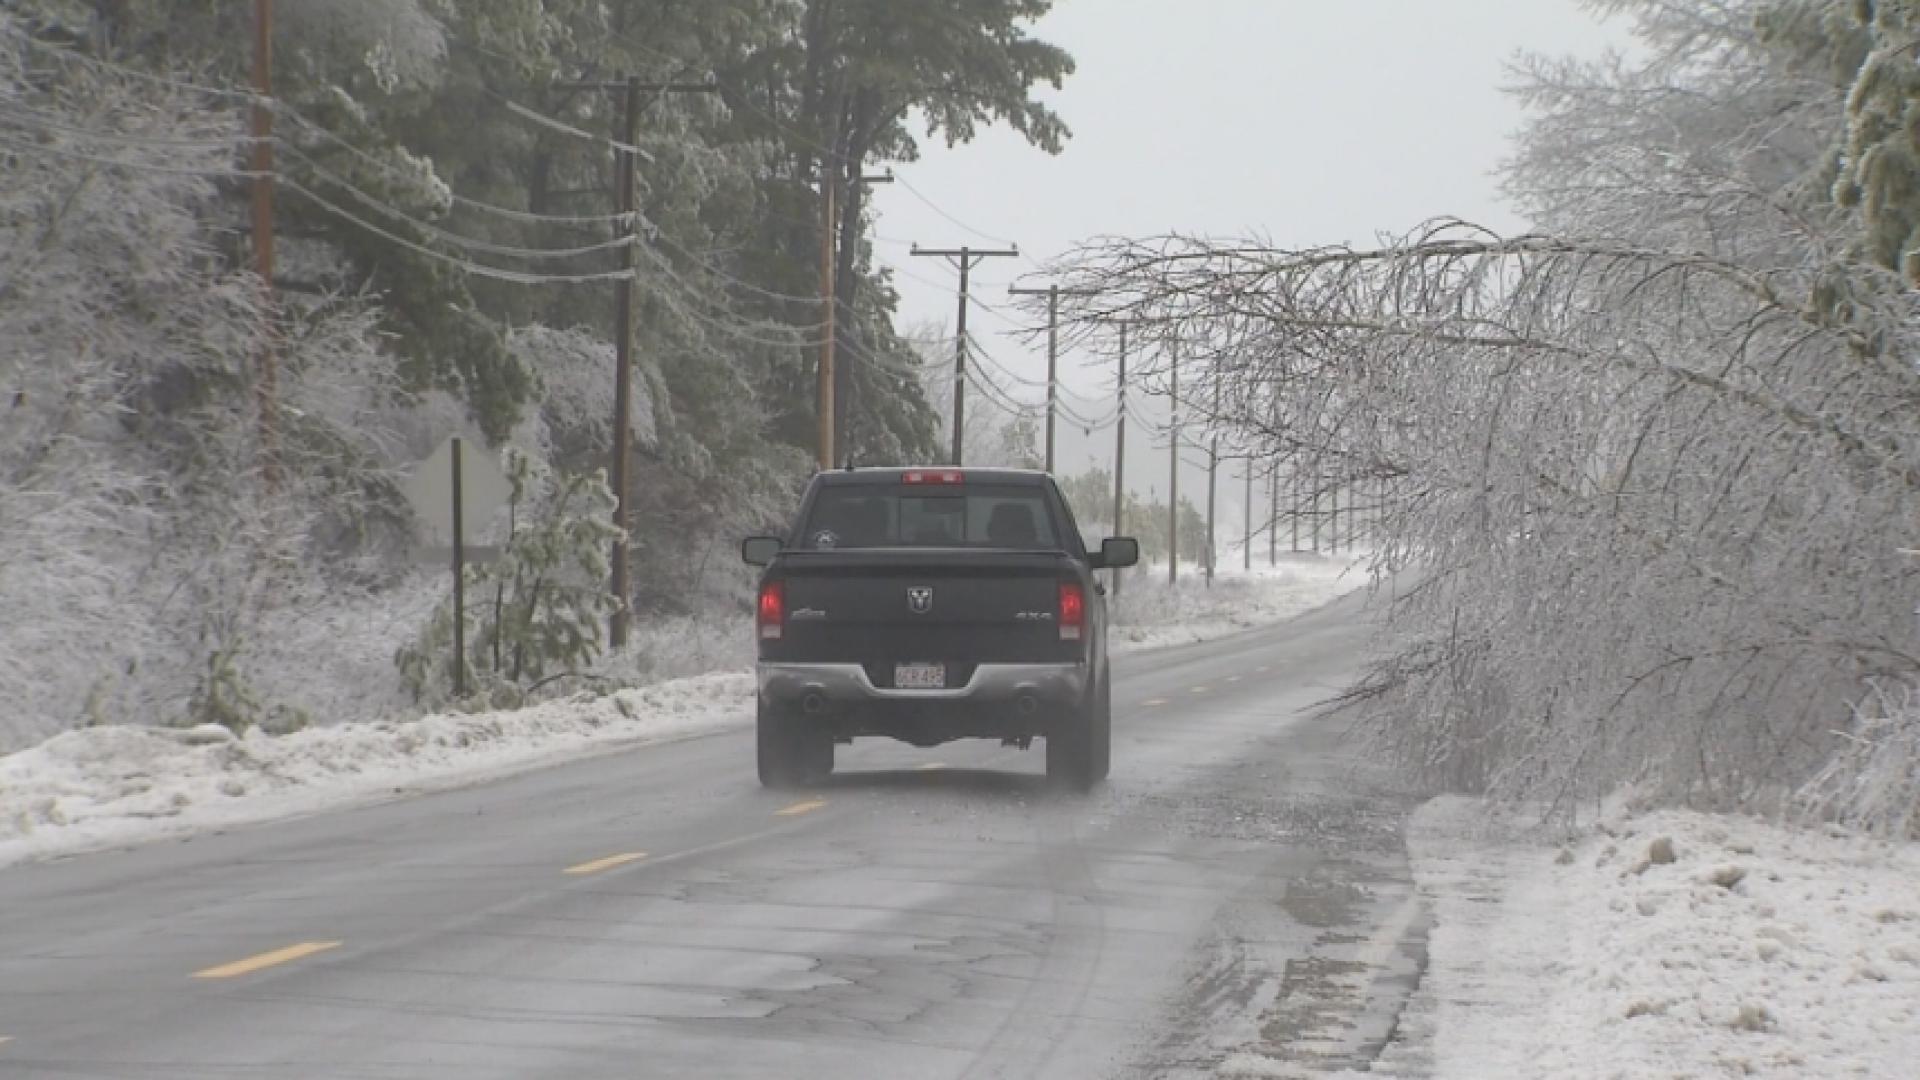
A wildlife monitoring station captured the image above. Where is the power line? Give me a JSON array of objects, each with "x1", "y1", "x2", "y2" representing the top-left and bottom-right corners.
[
  {"x1": 893, "y1": 174, "x2": 1017, "y2": 248},
  {"x1": 0, "y1": 130, "x2": 262, "y2": 178},
  {"x1": 269, "y1": 102, "x2": 638, "y2": 228},
  {"x1": 493, "y1": 93, "x2": 654, "y2": 162},
  {"x1": 962, "y1": 330, "x2": 1116, "y2": 427},
  {"x1": 278, "y1": 177, "x2": 636, "y2": 285},
  {"x1": 4, "y1": 25, "x2": 255, "y2": 101},
  {"x1": 275, "y1": 141, "x2": 642, "y2": 262},
  {"x1": 601, "y1": 24, "x2": 1046, "y2": 278},
  {"x1": 0, "y1": 103, "x2": 257, "y2": 150}
]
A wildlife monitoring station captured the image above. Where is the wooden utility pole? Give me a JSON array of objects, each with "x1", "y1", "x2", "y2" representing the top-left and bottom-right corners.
[
  {"x1": 555, "y1": 77, "x2": 718, "y2": 647},
  {"x1": 817, "y1": 160, "x2": 836, "y2": 470},
  {"x1": 816, "y1": 167, "x2": 891, "y2": 469},
  {"x1": 609, "y1": 76, "x2": 641, "y2": 647},
  {"x1": 1331, "y1": 482, "x2": 1341, "y2": 554},
  {"x1": 911, "y1": 245, "x2": 1019, "y2": 465},
  {"x1": 251, "y1": 0, "x2": 279, "y2": 489},
  {"x1": 1292, "y1": 469, "x2": 1302, "y2": 552},
  {"x1": 451, "y1": 436, "x2": 466, "y2": 699},
  {"x1": 1205, "y1": 379, "x2": 1220, "y2": 587},
  {"x1": 1243, "y1": 462, "x2": 1253, "y2": 571},
  {"x1": 1112, "y1": 323, "x2": 1128, "y2": 597},
  {"x1": 1269, "y1": 467, "x2": 1279, "y2": 566},
  {"x1": 1009, "y1": 284, "x2": 1096, "y2": 473},
  {"x1": 1168, "y1": 338, "x2": 1180, "y2": 585}
]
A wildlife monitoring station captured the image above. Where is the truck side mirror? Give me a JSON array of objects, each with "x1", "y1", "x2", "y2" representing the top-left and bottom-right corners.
[
  {"x1": 741, "y1": 536, "x2": 783, "y2": 566},
  {"x1": 1093, "y1": 537, "x2": 1139, "y2": 569}
]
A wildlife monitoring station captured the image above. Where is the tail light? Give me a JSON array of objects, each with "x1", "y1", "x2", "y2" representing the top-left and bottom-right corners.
[
  {"x1": 758, "y1": 580, "x2": 785, "y2": 640},
  {"x1": 902, "y1": 469, "x2": 965, "y2": 485},
  {"x1": 1059, "y1": 582, "x2": 1085, "y2": 642}
]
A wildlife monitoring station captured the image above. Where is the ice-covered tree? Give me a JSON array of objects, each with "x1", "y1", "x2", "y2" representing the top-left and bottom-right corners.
[
  {"x1": 1053, "y1": 0, "x2": 1920, "y2": 829},
  {"x1": 0, "y1": 20, "x2": 406, "y2": 745}
]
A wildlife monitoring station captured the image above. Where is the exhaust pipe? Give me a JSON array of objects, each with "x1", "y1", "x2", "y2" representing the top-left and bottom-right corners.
[
  {"x1": 1015, "y1": 693, "x2": 1040, "y2": 717},
  {"x1": 802, "y1": 691, "x2": 829, "y2": 716}
]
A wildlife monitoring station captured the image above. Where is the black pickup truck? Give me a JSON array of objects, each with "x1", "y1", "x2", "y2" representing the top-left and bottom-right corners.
[{"x1": 741, "y1": 467, "x2": 1139, "y2": 791}]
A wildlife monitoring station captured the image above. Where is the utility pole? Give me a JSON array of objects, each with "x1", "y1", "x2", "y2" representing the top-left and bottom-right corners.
[
  {"x1": 1009, "y1": 284, "x2": 1096, "y2": 473},
  {"x1": 1269, "y1": 467, "x2": 1278, "y2": 566},
  {"x1": 610, "y1": 76, "x2": 641, "y2": 647},
  {"x1": 1168, "y1": 337, "x2": 1180, "y2": 585},
  {"x1": 1311, "y1": 468, "x2": 1322, "y2": 553},
  {"x1": 912, "y1": 245, "x2": 1019, "y2": 465},
  {"x1": 1331, "y1": 482, "x2": 1341, "y2": 554},
  {"x1": 1244, "y1": 462, "x2": 1253, "y2": 572},
  {"x1": 1205, "y1": 380, "x2": 1219, "y2": 587},
  {"x1": 251, "y1": 0, "x2": 279, "y2": 489},
  {"x1": 817, "y1": 167, "x2": 891, "y2": 469},
  {"x1": 1291, "y1": 468, "x2": 1302, "y2": 552},
  {"x1": 817, "y1": 155, "x2": 835, "y2": 471},
  {"x1": 1112, "y1": 323, "x2": 1128, "y2": 597},
  {"x1": 557, "y1": 76, "x2": 718, "y2": 647}
]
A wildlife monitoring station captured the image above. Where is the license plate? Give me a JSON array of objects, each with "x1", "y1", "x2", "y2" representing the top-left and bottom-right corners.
[{"x1": 893, "y1": 663, "x2": 946, "y2": 689}]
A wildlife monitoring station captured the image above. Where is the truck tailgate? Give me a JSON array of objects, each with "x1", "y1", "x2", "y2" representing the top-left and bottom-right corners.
[{"x1": 766, "y1": 549, "x2": 1081, "y2": 683}]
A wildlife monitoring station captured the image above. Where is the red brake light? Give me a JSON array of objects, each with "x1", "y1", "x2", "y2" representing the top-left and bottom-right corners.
[
  {"x1": 1059, "y1": 582, "x2": 1085, "y2": 641},
  {"x1": 758, "y1": 581, "x2": 784, "y2": 640},
  {"x1": 902, "y1": 469, "x2": 965, "y2": 485}
]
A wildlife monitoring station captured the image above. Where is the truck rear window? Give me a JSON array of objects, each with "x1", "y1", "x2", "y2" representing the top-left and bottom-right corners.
[{"x1": 800, "y1": 486, "x2": 1059, "y2": 550}]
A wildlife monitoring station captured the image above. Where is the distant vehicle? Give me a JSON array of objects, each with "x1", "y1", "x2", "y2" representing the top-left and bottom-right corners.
[{"x1": 742, "y1": 467, "x2": 1139, "y2": 791}]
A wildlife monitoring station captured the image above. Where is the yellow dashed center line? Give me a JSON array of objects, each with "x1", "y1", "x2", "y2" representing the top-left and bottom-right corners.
[
  {"x1": 1190, "y1": 686, "x2": 1211, "y2": 695},
  {"x1": 1144, "y1": 698, "x2": 1169, "y2": 706},
  {"x1": 1258, "y1": 665, "x2": 1273, "y2": 674},
  {"x1": 917, "y1": 763, "x2": 947, "y2": 772},
  {"x1": 193, "y1": 941, "x2": 340, "y2": 980},
  {"x1": 776, "y1": 798, "x2": 828, "y2": 817},
  {"x1": 1226, "y1": 675, "x2": 1243, "y2": 683},
  {"x1": 0, "y1": 1036, "x2": 12, "y2": 1048},
  {"x1": 563, "y1": 851, "x2": 648, "y2": 875}
]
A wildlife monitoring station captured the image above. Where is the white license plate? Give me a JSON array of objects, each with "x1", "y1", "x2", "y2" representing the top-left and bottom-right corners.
[{"x1": 894, "y1": 663, "x2": 947, "y2": 689}]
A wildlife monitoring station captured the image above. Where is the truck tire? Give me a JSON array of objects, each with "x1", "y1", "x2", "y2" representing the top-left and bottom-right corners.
[
  {"x1": 757, "y1": 698, "x2": 833, "y2": 789},
  {"x1": 805, "y1": 726, "x2": 836, "y2": 781},
  {"x1": 1089, "y1": 671, "x2": 1112, "y2": 784},
  {"x1": 1046, "y1": 686, "x2": 1103, "y2": 793}
]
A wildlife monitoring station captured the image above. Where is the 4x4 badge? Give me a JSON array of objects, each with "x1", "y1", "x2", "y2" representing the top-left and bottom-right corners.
[{"x1": 907, "y1": 585, "x2": 934, "y2": 614}]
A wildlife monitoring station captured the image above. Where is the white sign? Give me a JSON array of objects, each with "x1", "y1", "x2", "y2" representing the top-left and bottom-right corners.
[{"x1": 399, "y1": 436, "x2": 513, "y2": 546}]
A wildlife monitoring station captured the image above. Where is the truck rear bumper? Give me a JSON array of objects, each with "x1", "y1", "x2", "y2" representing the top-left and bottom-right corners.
[{"x1": 758, "y1": 662, "x2": 1087, "y2": 710}]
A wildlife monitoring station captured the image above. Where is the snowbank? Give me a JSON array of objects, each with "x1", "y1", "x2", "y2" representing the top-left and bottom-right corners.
[
  {"x1": 1401, "y1": 797, "x2": 1920, "y2": 1078},
  {"x1": 0, "y1": 674, "x2": 752, "y2": 867},
  {"x1": 0, "y1": 559, "x2": 1363, "y2": 869},
  {"x1": 1110, "y1": 555, "x2": 1364, "y2": 653}
]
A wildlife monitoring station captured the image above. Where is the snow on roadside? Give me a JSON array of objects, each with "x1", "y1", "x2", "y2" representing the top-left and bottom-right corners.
[
  {"x1": 1397, "y1": 796, "x2": 1920, "y2": 1079},
  {"x1": 0, "y1": 557, "x2": 1361, "y2": 870},
  {"x1": 0, "y1": 674, "x2": 753, "y2": 868},
  {"x1": 1110, "y1": 555, "x2": 1365, "y2": 654}
]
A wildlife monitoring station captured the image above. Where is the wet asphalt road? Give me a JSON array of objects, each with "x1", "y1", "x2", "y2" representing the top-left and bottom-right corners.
[{"x1": 0, "y1": 587, "x2": 1434, "y2": 1079}]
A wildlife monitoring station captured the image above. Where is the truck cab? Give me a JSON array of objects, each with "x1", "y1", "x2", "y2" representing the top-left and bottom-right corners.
[{"x1": 742, "y1": 468, "x2": 1139, "y2": 791}]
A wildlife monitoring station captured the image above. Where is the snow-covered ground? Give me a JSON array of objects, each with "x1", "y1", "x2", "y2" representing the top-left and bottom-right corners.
[
  {"x1": 0, "y1": 561, "x2": 1361, "y2": 868},
  {"x1": 1390, "y1": 797, "x2": 1920, "y2": 1079},
  {"x1": 0, "y1": 675, "x2": 752, "y2": 868},
  {"x1": 1110, "y1": 554, "x2": 1365, "y2": 653}
]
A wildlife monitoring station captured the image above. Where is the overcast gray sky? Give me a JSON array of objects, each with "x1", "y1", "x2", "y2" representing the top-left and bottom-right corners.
[{"x1": 865, "y1": 0, "x2": 1632, "y2": 534}]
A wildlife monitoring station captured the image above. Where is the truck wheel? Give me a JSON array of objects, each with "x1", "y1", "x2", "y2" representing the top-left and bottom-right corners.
[
  {"x1": 1048, "y1": 675, "x2": 1111, "y2": 792},
  {"x1": 1046, "y1": 711, "x2": 1093, "y2": 794},
  {"x1": 1089, "y1": 671, "x2": 1112, "y2": 784},
  {"x1": 757, "y1": 698, "x2": 804, "y2": 788},
  {"x1": 805, "y1": 726, "x2": 836, "y2": 781},
  {"x1": 758, "y1": 698, "x2": 834, "y2": 788}
]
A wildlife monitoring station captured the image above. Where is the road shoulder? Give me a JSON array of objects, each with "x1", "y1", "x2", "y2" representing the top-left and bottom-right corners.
[{"x1": 1374, "y1": 796, "x2": 1920, "y2": 1079}]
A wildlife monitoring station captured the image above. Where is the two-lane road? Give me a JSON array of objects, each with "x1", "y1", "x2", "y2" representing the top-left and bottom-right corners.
[{"x1": 0, "y1": 588, "x2": 1432, "y2": 1079}]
